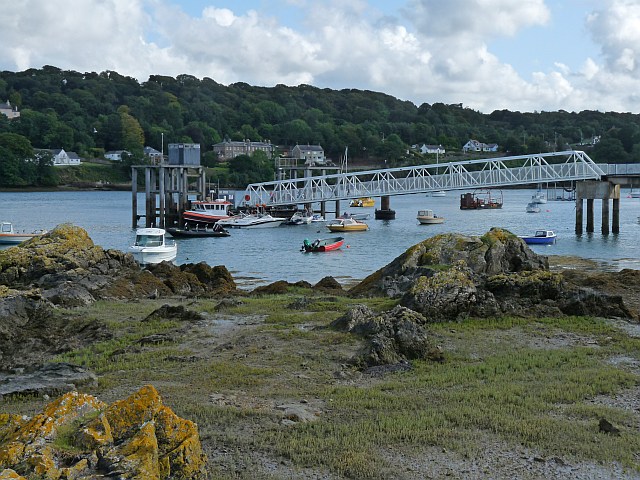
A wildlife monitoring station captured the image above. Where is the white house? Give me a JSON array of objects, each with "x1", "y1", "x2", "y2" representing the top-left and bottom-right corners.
[
  {"x1": 463, "y1": 139, "x2": 499, "y2": 153},
  {"x1": 414, "y1": 144, "x2": 445, "y2": 155},
  {"x1": 51, "y1": 148, "x2": 81, "y2": 166},
  {"x1": 0, "y1": 100, "x2": 20, "y2": 120},
  {"x1": 143, "y1": 146, "x2": 164, "y2": 164},
  {"x1": 105, "y1": 150, "x2": 131, "y2": 161},
  {"x1": 291, "y1": 144, "x2": 328, "y2": 166}
]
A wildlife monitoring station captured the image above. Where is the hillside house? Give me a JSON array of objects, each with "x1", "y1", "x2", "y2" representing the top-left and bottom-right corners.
[
  {"x1": 463, "y1": 139, "x2": 499, "y2": 153},
  {"x1": 144, "y1": 146, "x2": 164, "y2": 164},
  {"x1": 0, "y1": 100, "x2": 20, "y2": 120},
  {"x1": 413, "y1": 144, "x2": 445, "y2": 155},
  {"x1": 51, "y1": 148, "x2": 81, "y2": 166},
  {"x1": 105, "y1": 150, "x2": 131, "y2": 161},
  {"x1": 212, "y1": 139, "x2": 275, "y2": 161},
  {"x1": 291, "y1": 144, "x2": 328, "y2": 166}
]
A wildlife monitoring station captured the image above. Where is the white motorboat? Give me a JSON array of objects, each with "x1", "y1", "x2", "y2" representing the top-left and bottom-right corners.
[
  {"x1": 526, "y1": 202, "x2": 541, "y2": 213},
  {"x1": 128, "y1": 227, "x2": 177, "y2": 265},
  {"x1": 284, "y1": 211, "x2": 313, "y2": 225},
  {"x1": 310, "y1": 213, "x2": 325, "y2": 222},
  {"x1": 531, "y1": 190, "x2": 547, "y2": 204},
  {"x1": 217, "y1": 212, "x2": 285, "y2": 229},
  {"x1": 430, "y1": 190, "x2": 446, "y2": 197},
  {"x1": 0, "y1": 221, "x2": 47, "y2": 244},
  {"x1": 416, "y1": 209, "x2": 445, "y2": 224},
  {"x1": 338, "y1": 212, "x2": 371, "y2": 221}
]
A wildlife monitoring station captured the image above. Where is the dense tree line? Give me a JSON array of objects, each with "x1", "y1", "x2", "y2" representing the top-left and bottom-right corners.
[{"x1": 1, "y1": 65, "x2": 640, "y2": 187}]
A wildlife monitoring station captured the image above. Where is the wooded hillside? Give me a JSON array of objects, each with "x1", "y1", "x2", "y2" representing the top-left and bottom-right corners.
[{"x1": 1, "y1": 65, "x2": 639, "y2": 187}]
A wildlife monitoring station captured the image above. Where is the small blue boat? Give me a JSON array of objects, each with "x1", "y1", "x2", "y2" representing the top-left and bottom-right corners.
[{"x1": 520, "y1": 230, "x2": 556, "y2": 245}]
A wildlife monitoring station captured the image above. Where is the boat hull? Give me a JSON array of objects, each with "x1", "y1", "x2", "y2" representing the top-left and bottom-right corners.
[
  {"x1": 218, "y1": 215, "x2": 285, "y2": 228},
  {"x1": 166, "y1": 228, "x2": 229, "y2": 238},
  {"x1": 521, "y1": 237, "x2": 555, "y2": 245},
  {"x1": 0, "y1": 233, "x2": 42, "y2": 244},
  {"x1": 327, "y1": 225, "x2": 368, "y2": 232},
  {"x1": 417, "y1": 217, "x2": 445, "y2": 224},
  {"x1": 128, "y1": 245, "x2": 178, "y2": 264},
  {"x1": 302, "y1": 236, "x2": 344, "y2": 252}
]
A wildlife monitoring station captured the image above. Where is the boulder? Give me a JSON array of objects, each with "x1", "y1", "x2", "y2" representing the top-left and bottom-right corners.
[
  {"x1": 332, "y1": 305, "x2": 443, "y2": 368},
  {"x1": 0, "y1": 385, "x2": 207, "y2": 479},
  {"x1": 350, "y1": 228, "x2": 634, "y2": 322},
  {"x1": 349, "y1": 228, "x2": 547, "y2": 298}
]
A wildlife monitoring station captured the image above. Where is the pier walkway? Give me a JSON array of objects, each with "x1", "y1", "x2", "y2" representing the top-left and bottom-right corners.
[{"x1": 241, "y1": 150, "x2": 605, "y2": 207}]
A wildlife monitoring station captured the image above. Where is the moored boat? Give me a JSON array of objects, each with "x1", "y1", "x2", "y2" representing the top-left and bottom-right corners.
[
  {"x1": 284, "y1": 210, "x2": 313, "y2": 225},
  {"x1": 349, "y1": 197, "x2": 375, "y2": 207},
  {"x1": 128, "y1": 227, "x2": 177, "y2": 265},
  {"x1": 0, "y1": 221, "x2": 47, "y2": 244},
  {"x1": 525, "y1": 202, "x2": 541, "y2": 213},
  {"x1": 166, "y1": 224, "x2": 230, "y2": 238},
  {"x1": 310, "y1": 213, "x2": 326, "y2": 222},
  {"x1": 460, "y1": 189, "x2": 503, "y2": 210},
  {"x1": 182, "y1": 198, "x2": 234, "y2": 224},
  {"x1": 217, "y1": 212, "x2": 285, "y2": 229},
  {"x1": 519, "y1": 230, "x2": 556, "y2": 245},
  {"x1": 430, "y1": 190, "x2": 446, "y2": 197},
  {"x1": 301, "y1": 236, "x2": 345, "y2": 252},
  {"x1": 531, "y1": 190, "x2": 547, "y2": 204},
  {"x1": 416, "y1": 209, "x2": 444, "y2": 224},
  {"x1": 338, "y1": 212, "x2": 370, "y2": 221},
  {"x1": 326, "y1": 217, "x2": 369, "y2": 232}
]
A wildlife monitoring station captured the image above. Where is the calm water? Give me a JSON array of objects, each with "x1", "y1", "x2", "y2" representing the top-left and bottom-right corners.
[{"x1": 2, "y1": 189, "x2": 639, "y2": 288}]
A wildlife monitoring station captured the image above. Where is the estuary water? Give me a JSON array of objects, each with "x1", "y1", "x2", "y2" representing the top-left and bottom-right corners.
[{"x1": 2, "y1": 189, "x2": 639, "y2": 288}]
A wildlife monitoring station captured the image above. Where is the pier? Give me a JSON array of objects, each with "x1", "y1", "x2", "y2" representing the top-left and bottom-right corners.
[{"x1": 131, "y1": 143, "x2": 205, "y2": 228}]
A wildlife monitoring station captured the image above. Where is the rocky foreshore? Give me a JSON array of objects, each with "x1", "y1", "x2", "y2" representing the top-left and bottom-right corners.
[{"x1": 1, "y1": 225, "x2": 639, "y2": 479}]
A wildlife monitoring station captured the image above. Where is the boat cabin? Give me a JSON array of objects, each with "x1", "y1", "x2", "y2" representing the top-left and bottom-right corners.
[{"x1": 133, "y1": 228, "x2": 166, "y2": 247}]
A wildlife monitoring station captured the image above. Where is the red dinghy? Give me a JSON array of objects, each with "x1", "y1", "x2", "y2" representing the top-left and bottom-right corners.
[{"x1": 301, "y1": 236, "x2": 345, "y2": 252}]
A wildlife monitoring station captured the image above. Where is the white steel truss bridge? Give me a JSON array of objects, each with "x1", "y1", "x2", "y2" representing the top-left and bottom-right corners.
[{"x1": 241, "y1": 150, "x2": 605, "y2": 207}]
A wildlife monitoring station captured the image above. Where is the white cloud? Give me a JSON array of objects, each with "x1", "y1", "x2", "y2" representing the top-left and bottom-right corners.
[{"x1": 1, "y1": 0, "x2": 640, "y2": 113}]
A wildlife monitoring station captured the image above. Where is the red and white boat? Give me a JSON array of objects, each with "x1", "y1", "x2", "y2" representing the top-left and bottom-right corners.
[
  {"x1": 182, "y1": 199, "x2": 234, "y2": 224},
  {"x1": 301, "y1": 236, "x2": 345, "y2": 252},
  {"x1": 0, "y1": 221, "x2": 47, "y2": 244}
]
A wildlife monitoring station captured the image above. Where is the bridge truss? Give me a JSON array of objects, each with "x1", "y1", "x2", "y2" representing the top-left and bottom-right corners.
[{"x1": 241, "y1": 150, "x2": 605, "y2": 207}]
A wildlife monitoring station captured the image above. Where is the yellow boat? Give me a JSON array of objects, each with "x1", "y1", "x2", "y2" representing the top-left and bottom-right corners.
[
  {"x1": 349, "y1": 197, "x2": 375, "y2": 207},
  {"x1": 326, "y1": 217, "x2": 369, "y2": 232}
]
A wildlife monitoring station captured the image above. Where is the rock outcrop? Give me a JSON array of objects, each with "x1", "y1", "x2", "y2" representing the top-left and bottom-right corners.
[
  {"x1": 0, "y1": 225, "x2": 238, "y2": 367},
  {"x1": 0, "y1": 385, "x2": 207, "y2": 479},
  {"x1": 331, "y1": 305, "x2": 444, "y2": 368},
  {"x1": 349, "y1": 228, "x2": 633, "y2": 322}
]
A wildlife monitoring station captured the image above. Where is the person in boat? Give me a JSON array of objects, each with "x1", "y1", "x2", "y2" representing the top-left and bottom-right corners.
[{"x1": 302, "y1": 238, "x2": 312, "y2": 251}]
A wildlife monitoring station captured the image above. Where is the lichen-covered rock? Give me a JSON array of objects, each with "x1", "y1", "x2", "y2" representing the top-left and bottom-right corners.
[
  {"x1": 0, "y1": 385, "x2": 207, "y2": 479},
  {"x1": 401, "y1": 261, "x2": 483, "y2": 322},
  {"x1": 349, "y1": 228, "x2": 547, "y2": 298},
  {"x1": 0, "y1": 468, "x2": 27, "y2": 479}
]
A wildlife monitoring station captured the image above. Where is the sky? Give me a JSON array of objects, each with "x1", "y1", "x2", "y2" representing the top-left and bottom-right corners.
[{"x1": 2, "y1": 0, "x2": 640, "y2": 113}]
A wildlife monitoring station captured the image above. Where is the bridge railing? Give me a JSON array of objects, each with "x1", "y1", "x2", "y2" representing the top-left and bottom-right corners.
[{"x1": 241, "y1": 150, "x2": 605, "y2": 206}]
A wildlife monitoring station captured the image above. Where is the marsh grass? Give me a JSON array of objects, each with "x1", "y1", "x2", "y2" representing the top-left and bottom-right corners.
[{"x1": 7, "y1": 294, "x2": 640, "y2": 479}]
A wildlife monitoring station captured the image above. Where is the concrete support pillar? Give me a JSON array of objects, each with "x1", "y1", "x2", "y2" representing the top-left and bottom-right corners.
[
  {"x1": 586, "y1": 199, "x2": 594, "y2": 233},
  {"x1": 575, "y1": 198, "x2": 583, "y2": 234},
  {"x1": 335, "y1": 200, "x2": 340, "y2": 218},
  {"x1": 381, "y1": 195, "x2": 390, "y2": 210},
  {"x1": 131, "y1": 168, "x2": 138, "y2": 228},
  {"x1": 320, "y1": 201, "x2": 326, "y2": 218},
  {"x1": 601, "y1": 199, "x2": 610, "y2": 235},
  {"x1": 612, "y1": 198, "x2": 620, "y2": 234}
]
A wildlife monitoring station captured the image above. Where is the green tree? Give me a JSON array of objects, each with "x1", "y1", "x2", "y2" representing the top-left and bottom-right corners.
[{"x1": 118, "y1": 105, "x2": 144, "y2": 156}]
